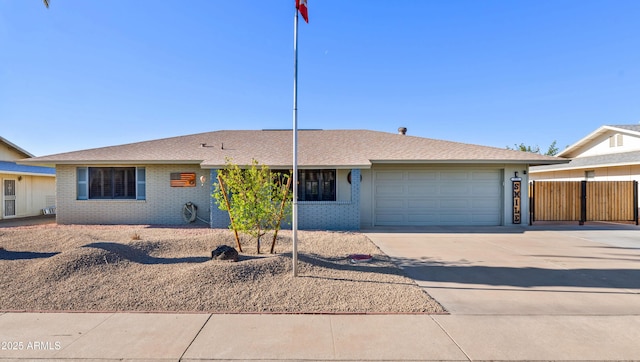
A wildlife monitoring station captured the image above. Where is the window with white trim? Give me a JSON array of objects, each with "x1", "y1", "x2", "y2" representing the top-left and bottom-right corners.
[
  {"x1": 585, "y1": 170, "x2": 595, "y2": 180},
  {"x1": 77, "y1": 167, "x2": 146, "y2": 200}
]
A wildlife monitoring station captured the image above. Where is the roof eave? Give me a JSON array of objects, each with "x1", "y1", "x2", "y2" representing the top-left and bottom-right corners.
[
  {"x1": 530, "y1": 160, "x2": 640, "y2": 173},
  {"x1": 19, "y1": 159, "x2": 203, "y2": 166},
  {"x1": 370, "y1": 159, "x2": 569, "y2": 165},
  {"x1": 0, "y1": 170, "x2": 55, "y2": 177},
  {"x1": 200, "y1": 163, "x2": 372, "y2": 170}
]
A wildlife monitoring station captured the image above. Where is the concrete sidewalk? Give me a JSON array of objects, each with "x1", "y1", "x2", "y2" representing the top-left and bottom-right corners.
[
  {"x1": 2, "y1": 312, "x2": 640, "y2": 360},
  {"x1": 2, "y1": 224, "x2": 640, "y2": 360}
]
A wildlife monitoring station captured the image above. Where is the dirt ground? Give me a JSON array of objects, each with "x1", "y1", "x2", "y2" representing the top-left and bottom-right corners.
[{"x1": 0, "y1": 224, "x2": 445, "y2": 314}]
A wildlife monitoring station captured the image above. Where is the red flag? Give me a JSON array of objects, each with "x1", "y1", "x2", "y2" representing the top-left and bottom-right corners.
[{"x1": 296, "y1": 0, "x2": 308, "y2": 23}]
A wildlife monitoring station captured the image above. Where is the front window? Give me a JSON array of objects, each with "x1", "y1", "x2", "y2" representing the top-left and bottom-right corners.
[
  {"x1": 77, "y1": 167, "x2": 145, "y2": 200},
  {"x1": 298, "y1": 169, "x2": 336, "y2": 201},
  {"x1": 89, "y1": 167, "x2": 136, "y2": 199}
]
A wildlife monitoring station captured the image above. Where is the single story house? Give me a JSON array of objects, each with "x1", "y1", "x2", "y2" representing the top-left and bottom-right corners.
[
  {"x1": 1, "y1": 136, "x2": 56, "y2": 220},
  {"x1": 22, "y1": 129, "x2": 566, "y2": 229},
  {"x1": 530, "y1": 125, "x2": 640, "y2": 191}
]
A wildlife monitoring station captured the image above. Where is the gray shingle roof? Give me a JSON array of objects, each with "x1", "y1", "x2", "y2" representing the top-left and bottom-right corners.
[
  {"x1": 531, "y1": 150, "x2": 640, "y2": 172},
  {"x1": 609, "y1": 124, "x2": 640, "y2": 133},
  {"x1": 22, "y1": 129, "x2": 566, "y2": 168}
]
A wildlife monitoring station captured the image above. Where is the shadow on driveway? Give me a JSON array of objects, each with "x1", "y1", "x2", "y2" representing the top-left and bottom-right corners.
[{"x1": 392, "y1": 256, "x2": 640, "y2": 290}]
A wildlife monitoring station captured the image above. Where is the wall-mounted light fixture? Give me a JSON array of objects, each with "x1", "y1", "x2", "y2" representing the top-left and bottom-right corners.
[
  {"x1": 200, "y1": 175, "x2": 207, "y2": 187},
  {"x1": 17, "y1": 176, "x2": 22, "y2": 181}
]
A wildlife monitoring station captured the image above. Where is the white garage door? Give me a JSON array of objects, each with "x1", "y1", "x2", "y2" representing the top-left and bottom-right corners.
[{"x1": 374, "y1": 169, "x2": 503, "y2": 226}]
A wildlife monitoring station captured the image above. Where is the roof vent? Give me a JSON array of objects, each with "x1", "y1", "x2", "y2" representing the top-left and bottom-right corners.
[{"x1": 398, "y1": 127, "x2": 407, "y2": 135}]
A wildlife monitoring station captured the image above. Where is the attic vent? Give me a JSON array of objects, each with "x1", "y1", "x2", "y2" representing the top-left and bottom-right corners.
[{"x1": 398, "y1": 127, "x2": 407, "y2": 135}]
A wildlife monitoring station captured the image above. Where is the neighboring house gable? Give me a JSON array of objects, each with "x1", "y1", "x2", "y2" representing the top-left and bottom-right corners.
[
  {"x1": 0, "y1": 136, "x2": 34, "y2": 161},
  {"x1": 558, "y1": 125, "x2": 640, "y2": 159},
  {"x1": 23, "y1": 129, "x2": 566, "y2": 229},
  {"x1": 0, "y1": 137, "x2": 56, "y2": 219},
  {"x1": 531, "y1": 125, "x2": 640, "y2": 178}
]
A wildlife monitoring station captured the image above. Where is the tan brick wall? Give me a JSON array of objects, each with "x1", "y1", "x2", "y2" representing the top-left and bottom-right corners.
[{"x1": 56, "y1": 164, "x2": 211, "y2": 225}]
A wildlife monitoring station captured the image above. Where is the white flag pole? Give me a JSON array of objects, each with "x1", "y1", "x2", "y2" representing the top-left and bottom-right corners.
[{"x1": 292, "y1": 5, "x2": 299, "y2": 277}]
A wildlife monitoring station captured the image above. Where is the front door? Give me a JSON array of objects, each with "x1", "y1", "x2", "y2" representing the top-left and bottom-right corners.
[{"x1": 3, "y1": 179, "x2": 16, "y2": 218}]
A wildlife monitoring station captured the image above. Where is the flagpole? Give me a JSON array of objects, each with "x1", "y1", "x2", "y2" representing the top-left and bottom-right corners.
[{"x1": 292, "y1": 6, "x2": 299, "y2": 277}]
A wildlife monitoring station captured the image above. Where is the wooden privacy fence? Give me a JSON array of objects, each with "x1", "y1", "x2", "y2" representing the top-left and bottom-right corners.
[{"x1": 530, "y1": 181, "x2": 639, "y2": 225}]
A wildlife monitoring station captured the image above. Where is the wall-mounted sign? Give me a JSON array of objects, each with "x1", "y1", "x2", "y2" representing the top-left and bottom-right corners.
[
  {"x1": 511, "y1": 173, "x2": 522, "y2": 224},
  {"x1": 171, "y1": 173, "x2": 196, "y2": 187}
]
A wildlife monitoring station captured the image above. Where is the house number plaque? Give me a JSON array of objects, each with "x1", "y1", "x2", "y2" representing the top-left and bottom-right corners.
[{"x1": 511, "y1": 173, "x2": 522, "y2": 224}]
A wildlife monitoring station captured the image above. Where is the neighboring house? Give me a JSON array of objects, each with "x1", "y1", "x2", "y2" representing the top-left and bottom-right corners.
[
  {"x1": 530, "y1": 125, "x2": 640, "y2": 190},
  {"x1": 22, "y1": 129, "x2": 565, "y2": 229},
  {"x1": 1, "y1": 137, "x2": 56, "y2": 220}
]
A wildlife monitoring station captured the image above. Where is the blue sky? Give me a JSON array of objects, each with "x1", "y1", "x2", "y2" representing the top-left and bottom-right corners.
[{"x1": 1, "y1": 1, "x2": 639, "y2": 156}]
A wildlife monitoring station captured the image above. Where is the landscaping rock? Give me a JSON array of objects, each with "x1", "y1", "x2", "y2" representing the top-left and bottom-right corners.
[{"x1": 211, "y1": 245, "x2": 238, "y2": 262}]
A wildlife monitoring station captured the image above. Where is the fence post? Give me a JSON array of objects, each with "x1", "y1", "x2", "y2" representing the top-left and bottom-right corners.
[
  {"x1": 634, "y1": 181, "x2": 638, "y2": 226},
  {"x1": 579, "y1": 180, "x2": 587, "y2": 225},
  {"x1": 529, "y1": 181, "x2": 534, "y2": 225}
]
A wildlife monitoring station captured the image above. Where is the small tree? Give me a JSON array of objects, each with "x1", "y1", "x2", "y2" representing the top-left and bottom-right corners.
[
  {"x1": 213, "y1": 159, "x2": 292, "y2": 254},
  {"x1": 507, "y1": 140, "x2": 560, "y2": 156},
  {"x1": 545, "y1": 140, "x2": 559, "y2": 156}
]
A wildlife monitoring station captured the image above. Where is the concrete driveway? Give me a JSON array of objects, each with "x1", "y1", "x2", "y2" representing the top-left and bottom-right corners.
[{"x1": 365, "y1": 223, "x2": 640, "y2": 315}]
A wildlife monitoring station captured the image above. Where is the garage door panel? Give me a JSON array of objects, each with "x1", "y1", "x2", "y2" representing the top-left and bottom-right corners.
[
  {"x1": 407, "y1": 184, "x2": 438, "y2": 195},
  {"x1": 472, "y1": 184, "x2": 501, "y2": 195},
  {"x1": 376, "y1": 172, "x2": 405, "y2": 181},
  {"x1": 376, "y1": 184, "x2": 404, "y2": 195},
  {"x1": 472, "y1": 214, "x2": 502, "y2": 224},
  {"x1": 440, "y1": 184, "x2": 471, "y2": 195},
  {"x1": 440, "y1": 171, "x2": 470, "y2": 180},
  {"x1": 408, "y1": 171, "x2": 438, "y2": 181},
  {"x1": 472, "y1": 171, "x2": 502, "y2": 181},
  {"x1": 472, "y1": 198, "x2": 501, "y2": 209},
  {"x1": 374, "y1": 169, "x2": 502, "y2": 226},
  {"x1": 376, "y1": 213, "x2": 405, "y2": 224},
  {"x1": 376, "y1": 198, "x2": 405, "y2": 209},
  {"x1": 407, "y1": 213, "x2": 440, "y2": 223},
  {"x1": 407, "y1": 199, "x2": 439, "y2": 208},
  {"x1": 438, "y1": 213, "x2": 471, "y2": 223},
  {"x1": 439, "y1": 199, "x2": 470, "y2": 209}
]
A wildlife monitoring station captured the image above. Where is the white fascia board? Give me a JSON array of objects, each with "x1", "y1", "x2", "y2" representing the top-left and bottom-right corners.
[
  {"x1": 19, "y1": 160, "x2": 203, "y2": 166},
  {"x1": 0, "y1": 171, "x2": 55, "y2": 177},
  {"x1": 200, "y1": 163, "x2": 372, "y2": 170},
  {"x1": 529, "y1": 160, "x2": 640, "y2": 173},
  {"x1": 369, "y1": 159, "x2": 569, "y2": 165}
]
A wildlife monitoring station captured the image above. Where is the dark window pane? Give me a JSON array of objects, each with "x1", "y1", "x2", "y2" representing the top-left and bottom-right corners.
[
  {"x1": 298, "y1": 169, "x2": 336, "y2": 201},
  {"x1": 88, "y1": 167, "x2": 136, "y2": 199}
]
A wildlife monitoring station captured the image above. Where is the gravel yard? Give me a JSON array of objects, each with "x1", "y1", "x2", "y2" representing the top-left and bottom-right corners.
[{"x1": 0, "y1": 224, "x2": 444, "y2": 313}]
